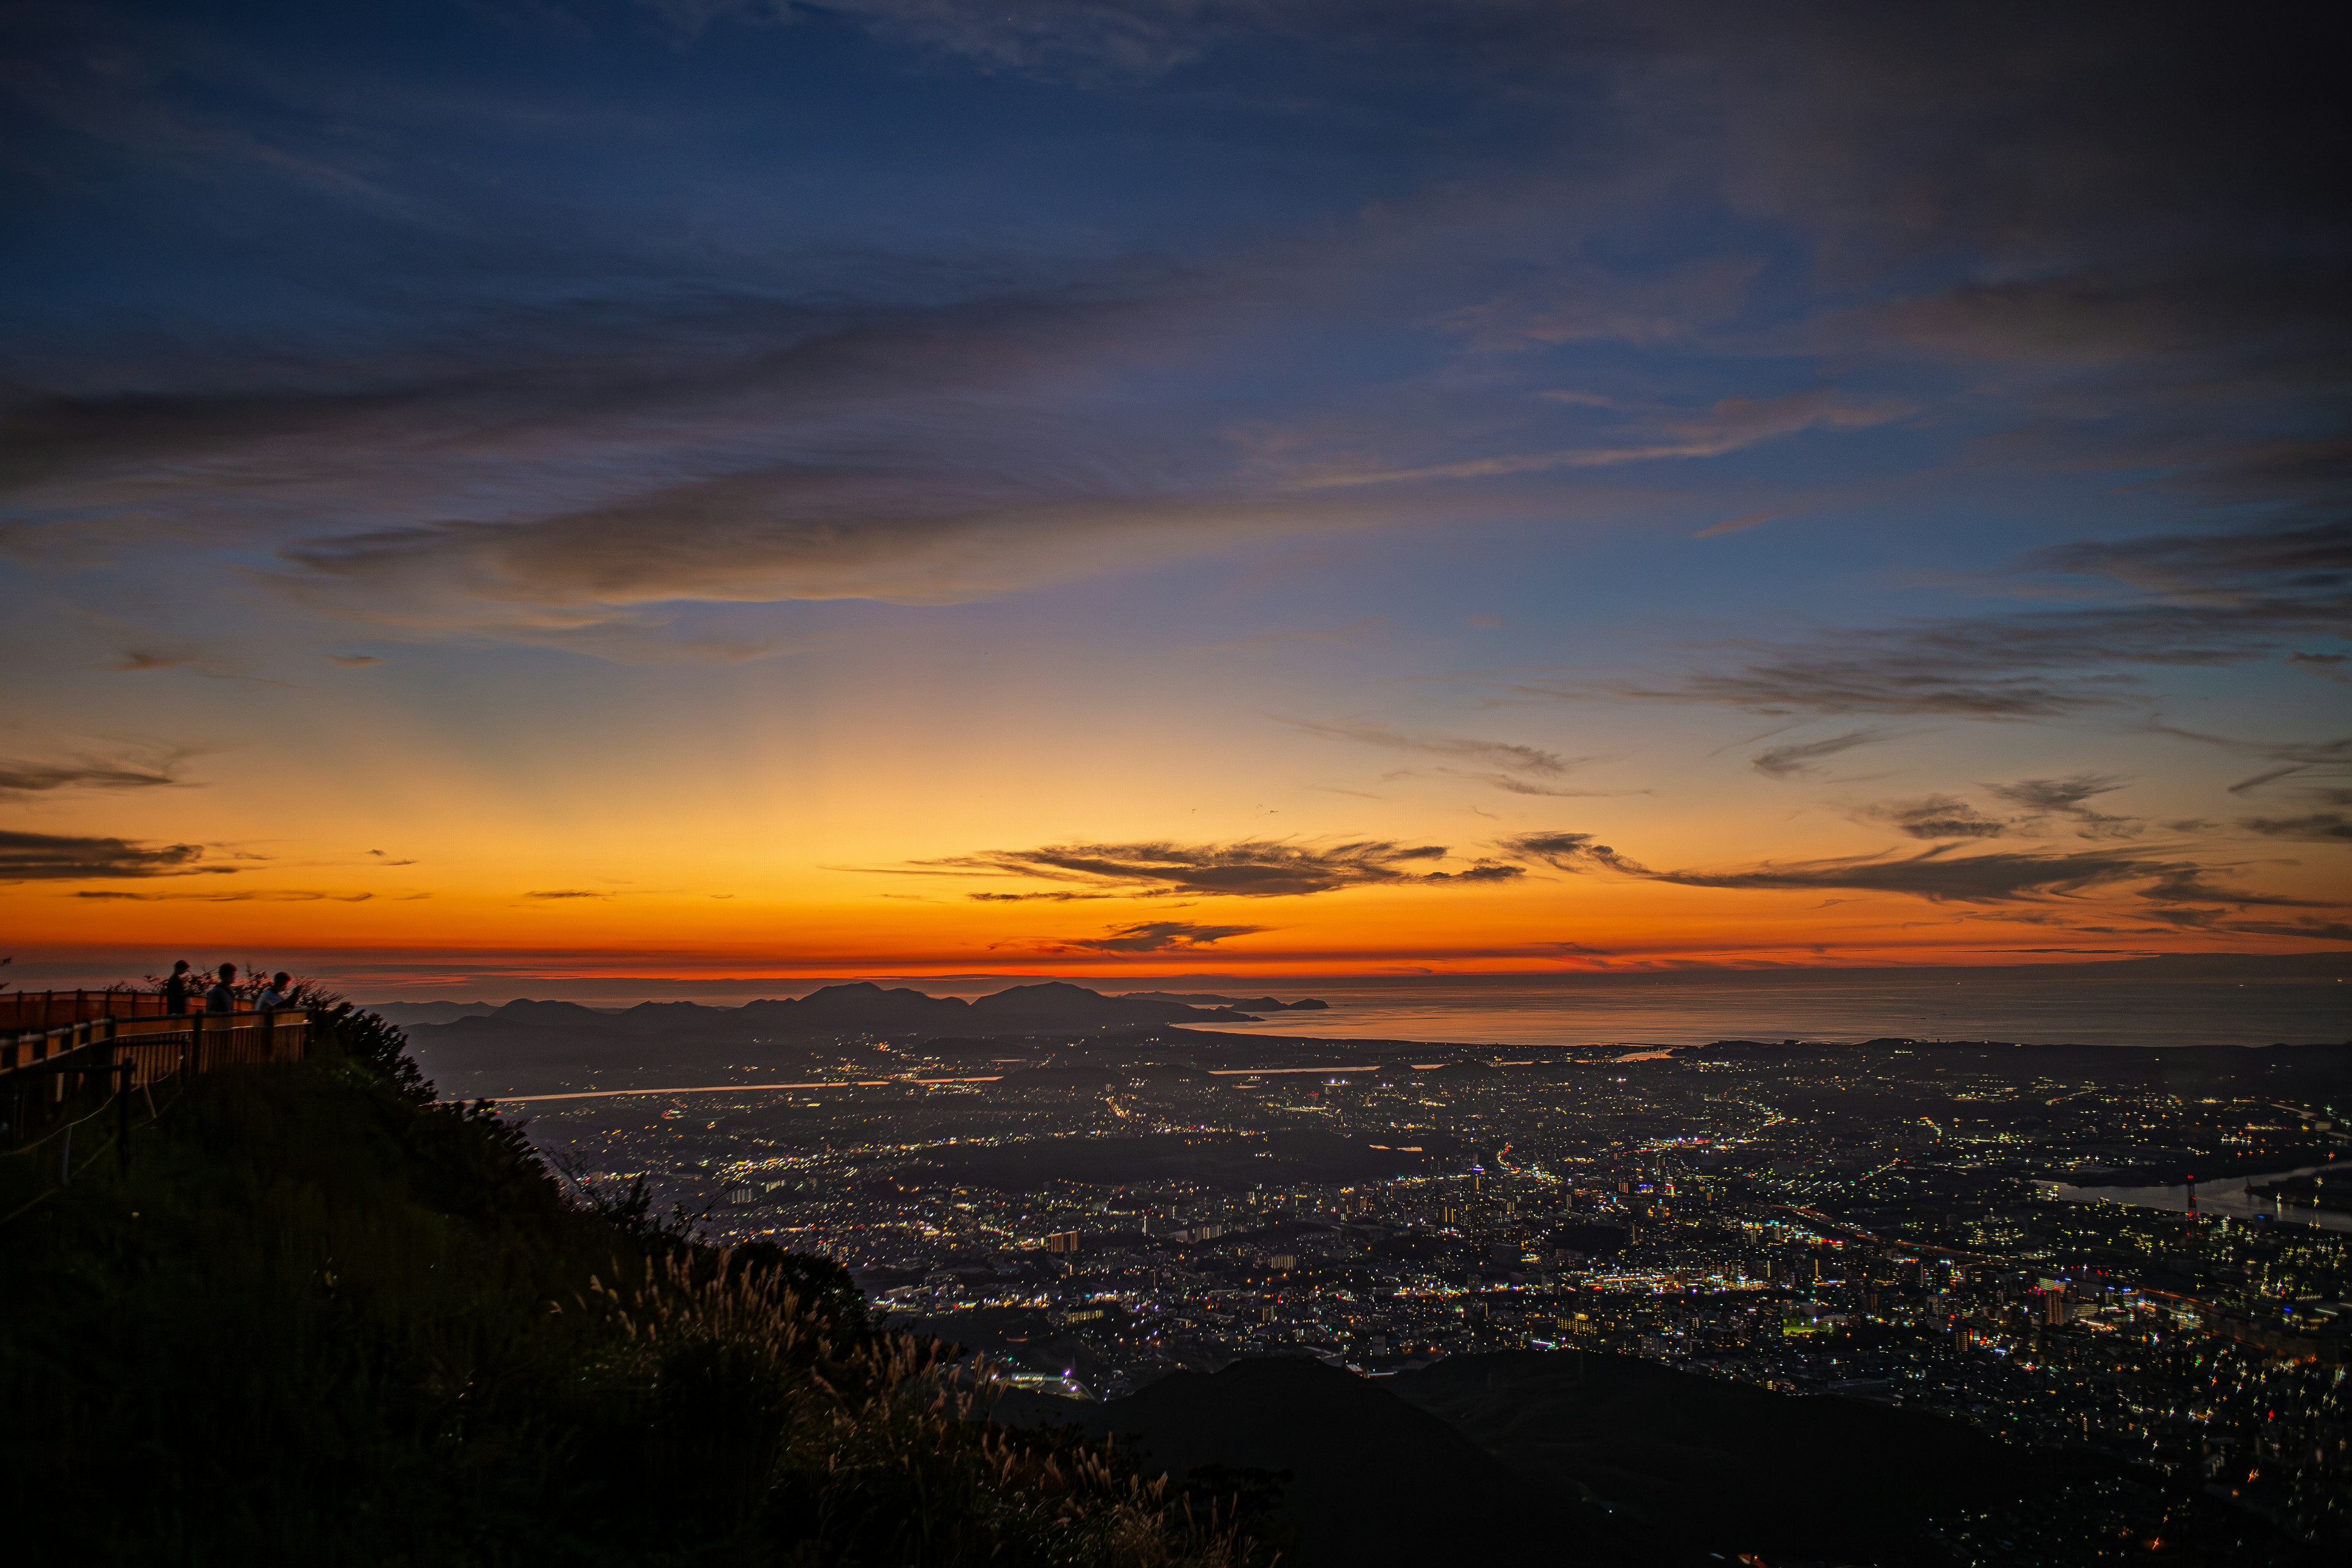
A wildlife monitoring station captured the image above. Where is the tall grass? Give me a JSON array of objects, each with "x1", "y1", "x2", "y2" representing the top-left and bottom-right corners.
[{"x1": 0, "y1": 1011, "x2": 1267, "y2": 1566}]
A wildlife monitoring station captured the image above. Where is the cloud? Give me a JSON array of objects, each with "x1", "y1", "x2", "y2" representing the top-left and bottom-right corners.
[
  {"x1": 1423, "y1": 771, "x2": 1630, "y2": 799},
  {"x1": 328, "y1": 654, "x2": 384, "y2": 667},
  {"x1": 366, "y1": 849, "x2": 417, "y2": 865},
  {"x1": 655, "y1": 0, "x2": 1243, "y2": 82},
  {"x1": 1516, "y1": 518, "x2": 2352, "y2": 719},
  {"x1": 0, "y1": 753, "x2": 188, "y2": 796},
  {"x1": 1499, "y1": 832, "x2": 1649, "y2": 876},
  {"x1": 2237, "y1": 812, "x2": 2352, "y2": 843},
  {"x1": 1855, "y1": 795, "x2": 2007, "y2": 840},
  {"x1": 0, "y1": 829, "x2": 219, "y2": 880},
  {"x1": 1750, "y1": 726, "x2": 1907, "y2": 779},
  {"x1": 2138, "y1": 726, "x2": 2352, "y2": 796},
  {"x1": 2019, "y1": 519, "x2": 2352, "y2": 603},
  {"x1": 1277, "y1": 715, "x2": 1580, "y2": 778},
  {"x1": 1061, "y1": 919, "x2": 1267, "y2": 953},
  {"x1": 115, "y1": 650, "x2": 194, "y2": 673},
  {"x1": 525, "y1": 889, "x2": 609, "y2": 900},
  {"x1": 1495, "y1": 827, "x2": 2333, "y2": 911},
  {"x1": 1419, "y1": 862, "x2": 1525, "y2": 883},
  {"x1": 1983, "y1": 774, "x2": 2139, "y2": 839},
  {"x1": 1281, "y1": 716, "x2": 1626, "y2": 797},
  {"x1": 1295, "y1": 388, "x2": 1913, "y2": 489},
  {"x1": 1695, "y1": 508, "x2": 1782, "y2": 539},
  {"x1": 273, "y1": 469, "x2": 1313, "y2": 631},
  {"x1": 1986, "y1": 775, "x2": 2123, "y2": 815},
  {"x1": 968, "y1": 890, "x2": 1109, "y2": 902},
  {"x1": 73, "y1": 888, "x2": 375, "y2": 902},
  {"x1": 2217, "y1": 918, "x2": 2352, "y2": 943},
  {"x1": 904, "y1": 837, "x2": 1501, "y2": 897},
  {"x1": 1439, "y1": 255, "x2": 1766, "y2": 350},
  {"x1": 8, "y1": 285, "x2": 1389, "y2": 649}
]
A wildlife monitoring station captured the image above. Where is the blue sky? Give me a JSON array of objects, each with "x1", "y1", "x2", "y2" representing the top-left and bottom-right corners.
[{"x1": 3, "y1": 0, "x2": 2347, "y2": 982}]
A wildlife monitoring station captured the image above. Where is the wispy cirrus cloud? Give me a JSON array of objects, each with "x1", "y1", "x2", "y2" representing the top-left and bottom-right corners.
[
  {"x1": 74, "y1": 888, "x2": 380, "y2": 902},
  {"x1": 898, "y1": 837, "x2": 1521, "y2": 898},
  {"x1": 1985, "y1": 774, "x2": 2140, "y2": 839},
  {"x1": 0, "y1": 829, "x2": 221, "y2": 881},
  {"x1": 1278, "y1": 715, "x2": 1624, "y2": 797},
  {"x1": 1749, "y1": 726, "x2": 1909, "y2": 779},
  {"x1": 2139, "y1": 726, "x2": 2352, "y2": 797},
  {"x1": 2237, "y1": 812, "x2": 2352, "y2": 843},
  {"x1": 0, "y1": 751, "x2": 190, "y2": 796},
  {"x1": 969, "y1": 889, "x2": 1110, "y2": 903},
  {"x1": 1849, "y1": 775, "x2": 2145, "y2": 842},
  {"x1": 1280, "y1": 715, "x2": 1635, "y2": 799},
  {"x1": 1496, "y1": 828, "x2": 2334, "y2": 919},
  {"x1": 1853, "y1": 794, "x2": 2008, "y2": 840},
  {"x1": 1060, "y1": 919, "x2": 1267, "y2": 953},
  {"x1": 1278, "y1": 715, "x2": 1580, "y2": 778},
  {"x1": 1512, "y1": 519, "x2": 2352, "y2": 720},
  {"x1": 1291, "y1": 388, "x2": 1913, "y2": 490},
  {"x1": 7, "y1": 286, "x2": 1384, "y2": 652}
]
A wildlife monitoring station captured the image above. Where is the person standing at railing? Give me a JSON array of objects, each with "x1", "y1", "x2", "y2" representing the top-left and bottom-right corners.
[
  {"x1": 203, "y1": 962, "x2": 238, "y2": 1014},
  {"x1": 165, "y1": 959, "x2": 193, "y2": 1016},
  {"x1": 257, "y1": 972, "x2": 293, "y2": 1012}
]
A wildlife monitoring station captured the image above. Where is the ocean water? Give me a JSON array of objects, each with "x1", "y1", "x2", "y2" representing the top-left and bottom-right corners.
[{"x1": 1177, "y1": 965, "x2": 2351, "y2": 1050}]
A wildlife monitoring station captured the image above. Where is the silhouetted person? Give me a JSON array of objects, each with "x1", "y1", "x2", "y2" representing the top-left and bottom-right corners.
[
  {"x1": 203, "y1": 963, "x2": 238, "y2": 1014},
  {"x1": 257, "y1": 971, "x2": 294, "y2": 1011},
  {"x1": 164, "y1": 959, "x2": 192, "y2": 1015}
]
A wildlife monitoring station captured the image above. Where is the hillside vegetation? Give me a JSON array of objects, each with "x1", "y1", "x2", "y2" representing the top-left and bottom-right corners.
[{"x1": 0, "y1": 1008, "x2": 1260, "y2": 1567}]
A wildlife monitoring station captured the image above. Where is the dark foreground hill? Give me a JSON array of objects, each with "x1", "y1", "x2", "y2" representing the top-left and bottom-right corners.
[
  {"x1": 0, "y1": 1013, "x2": 1264, "y2": 1567},
  {"x1": 1035, "y1": 1355, "x2": 1635, "y2": 1566},
  {"x1": 1396, "y1": 1349, "x2": 2095, "y2": 1565},
  {"x1": 1019, "y1": 1351, "x2": 2323, "y2": 1567}
]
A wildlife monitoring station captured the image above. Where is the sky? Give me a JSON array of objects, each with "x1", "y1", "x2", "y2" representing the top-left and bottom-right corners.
[{"x1": 2, "y1": 0, "x2": 2348, "y2": 991}]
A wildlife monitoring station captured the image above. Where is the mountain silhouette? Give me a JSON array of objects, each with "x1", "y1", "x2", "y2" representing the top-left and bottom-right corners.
[{"x1": 1040, "y1": 1355, "x2": 1627, "y2": 1566}]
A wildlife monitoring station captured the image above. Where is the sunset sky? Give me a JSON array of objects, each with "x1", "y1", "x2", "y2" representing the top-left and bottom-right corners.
[{"x1": 4, "y1": 1, "x2": 2347, "y2": 991}]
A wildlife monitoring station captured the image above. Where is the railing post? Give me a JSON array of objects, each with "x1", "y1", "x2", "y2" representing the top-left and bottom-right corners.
[
  {"x1": 189, "y1": 1011, "x2": 203, "y2": 1077},
  {"x1": 118, "y1": 1060, "x2": 134, "y2": 1171}
]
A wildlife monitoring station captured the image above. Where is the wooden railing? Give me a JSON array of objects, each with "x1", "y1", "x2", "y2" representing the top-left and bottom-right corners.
[
  {"x1": 2, "y1": 995, "x2": 312, "y2": 1148},
  {"x1": 0, "y1": 987, "x2": 190, "y2": 1031}
]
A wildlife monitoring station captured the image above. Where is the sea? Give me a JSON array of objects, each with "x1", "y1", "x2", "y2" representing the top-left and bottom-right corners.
[
  {"x1": 333, "y1": 956, "x2": 2352, "y2": 1050},
  {"x1": 1167, "y1": 962, "x2": 2351, "y2": 1051}
]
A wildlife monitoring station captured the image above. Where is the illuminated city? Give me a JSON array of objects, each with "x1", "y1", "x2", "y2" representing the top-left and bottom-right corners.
[{"x1": 449, "y1": 989, "x2": 2352, "y2": 1552}]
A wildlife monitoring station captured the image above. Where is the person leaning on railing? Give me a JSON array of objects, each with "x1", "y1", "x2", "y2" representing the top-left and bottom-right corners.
[
  {"x1": 203, "y1": 963, "x2": 238, "y2": 1014},
  {"x1": 165, "y1": 959, "x2": 193, "y2": 1016},
  {"x1": 257, "y1": 972, "x2": 294, "y2": 1011}
]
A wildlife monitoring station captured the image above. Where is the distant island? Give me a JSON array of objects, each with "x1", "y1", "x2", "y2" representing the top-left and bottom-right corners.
[
  {"x1": 1120, "y1": 992, "x2": 1330, "y2": 1012},
  {"x1": 370, "y1": 981, "x2": 1330, "y2": 1037},
  {"x1": 379, "y1": 982, "x2": 1339, "y2": 1100}
]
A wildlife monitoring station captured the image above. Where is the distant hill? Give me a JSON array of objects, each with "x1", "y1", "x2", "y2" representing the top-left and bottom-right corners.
[
  {"x1": 364, "y1": 1000, "x2": 503, "y2": 1025},
  {"x1": 415, "y1": 982, "x2": 1265, "y2": 1042},
  {"x1": 398, "y1": 981, "x2": 1294, "y2": 1098}
]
